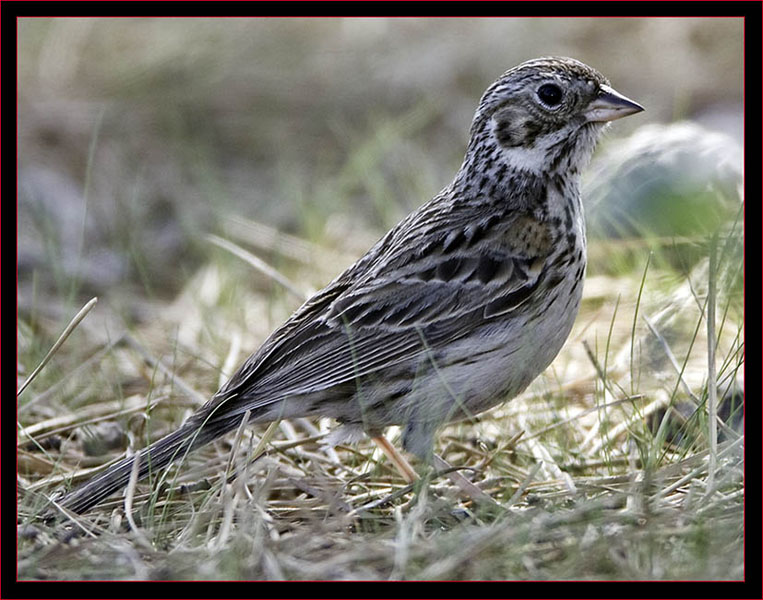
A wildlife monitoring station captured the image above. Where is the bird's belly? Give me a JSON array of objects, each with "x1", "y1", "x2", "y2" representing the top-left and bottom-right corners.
[{"x1": 428, "y1": 274, "x2": 584, "y2": 418}]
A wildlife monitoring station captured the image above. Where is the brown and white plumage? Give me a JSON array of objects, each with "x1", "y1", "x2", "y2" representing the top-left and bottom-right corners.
[{"x1": 56, "y1": 57, "x2": 642, "y2": 515}]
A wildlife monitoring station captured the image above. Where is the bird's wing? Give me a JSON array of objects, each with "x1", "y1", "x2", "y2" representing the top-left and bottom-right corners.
[{"x1": 212, "y1": 202, "x2": 554, "y2": 416}]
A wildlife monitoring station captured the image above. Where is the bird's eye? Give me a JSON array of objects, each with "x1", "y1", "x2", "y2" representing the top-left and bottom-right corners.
[{"x1": 537, "y1": 83, "x2": 563, "y2": 107}]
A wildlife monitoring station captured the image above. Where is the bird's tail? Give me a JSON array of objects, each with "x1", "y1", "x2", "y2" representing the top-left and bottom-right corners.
[{"x1": 54, "y1": 412, "x2": 232, "y2": 516}]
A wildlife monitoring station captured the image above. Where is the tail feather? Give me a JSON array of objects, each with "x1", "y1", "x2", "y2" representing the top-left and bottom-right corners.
[{"x1": 56, "y1": 417, "x2": 225, "y2": 515}]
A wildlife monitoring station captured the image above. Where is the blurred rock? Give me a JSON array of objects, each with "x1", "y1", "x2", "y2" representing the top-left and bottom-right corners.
[
  {"x1": 647, "y1": 377, "x2": 744, "y2": 447},
  {"x1": 19, "y1": 166, "x2": 129, "y2": 289},
  {"x1": 585, "y1": 121, "x2": 742, "y2": 241},
  {"x1": 79, "y1": 421, "x2": 127, "y2": 456},
  {"x1": 18, "y1": 164, "x2": 207, "y2": 303}
]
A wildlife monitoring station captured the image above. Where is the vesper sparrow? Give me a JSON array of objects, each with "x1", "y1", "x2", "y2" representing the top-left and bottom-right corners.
[{"x1": 57, "y1": 57, "x2": 643, "y2": 514}]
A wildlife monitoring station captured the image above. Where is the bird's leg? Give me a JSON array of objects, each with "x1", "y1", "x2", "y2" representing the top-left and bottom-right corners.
[
  {"x1": 372, "y1": 436, "x2": 498, "y2": 506},
  {"x1": 371, "y1": 435, "x2": 419, "y2": 483}
]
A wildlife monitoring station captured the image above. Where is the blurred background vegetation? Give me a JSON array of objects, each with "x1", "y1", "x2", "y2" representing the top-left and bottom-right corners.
[
  {"x1": 18, "y1": 17, "x2": 742, "y2": 308},
  {"x1": 17, "y1": 18, "x2": 744, "y2": 580}
]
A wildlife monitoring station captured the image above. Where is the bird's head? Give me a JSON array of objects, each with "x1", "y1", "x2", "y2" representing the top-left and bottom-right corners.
[{"x1": 468, "y1": 57, "x2": 643, "y2": 175}]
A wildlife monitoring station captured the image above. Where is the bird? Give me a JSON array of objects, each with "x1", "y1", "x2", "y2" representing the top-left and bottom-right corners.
[{"x1": 54, "y1": 57, "x2": 643, "y2": 515}]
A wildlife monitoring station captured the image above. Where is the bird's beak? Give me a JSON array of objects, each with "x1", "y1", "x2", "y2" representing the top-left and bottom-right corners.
[{"x1": 585, "y1": 85, "x2": 644, "y2": 122}]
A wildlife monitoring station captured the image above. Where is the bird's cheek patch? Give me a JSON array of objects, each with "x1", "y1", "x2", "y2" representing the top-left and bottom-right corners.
[{"x1": 492, "y1": 109, "x2": 543, "y2": 149}]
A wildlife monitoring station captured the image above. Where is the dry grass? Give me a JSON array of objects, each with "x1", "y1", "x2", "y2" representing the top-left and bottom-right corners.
[
  {"x1": 17, "y1": 217, "x2": 744, "y2": 581},
  {"x1": 17, "y1": 17, "x2": 744, "y2": 581}
]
